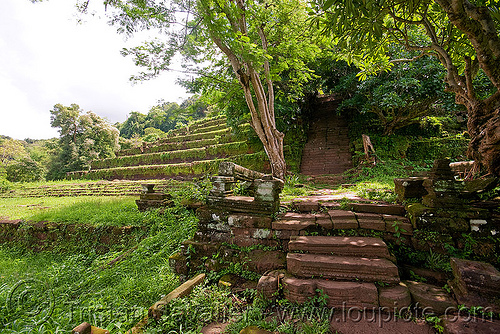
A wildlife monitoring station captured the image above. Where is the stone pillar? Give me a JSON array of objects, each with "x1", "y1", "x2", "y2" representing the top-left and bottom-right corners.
[{"x1": 209, "y1": 176, "x2": 235, "y2": 197}]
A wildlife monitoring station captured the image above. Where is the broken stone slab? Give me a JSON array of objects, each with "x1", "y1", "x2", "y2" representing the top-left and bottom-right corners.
[
  {"x1": 315, "y1": 213, "x2": 333, "y2": 229},
  {"x1": 450, "y1": 258, "x2": 500, "y2": 296},
  {"x1": 287, "y1": 253, "x2": 400, "y2": 284},
  {"x1": 207, "y1": 196, "x2": 279, "y2": 215},
  {"x1": 405, "y1": 280, "x2": 457, "y2": 315},
  {"x1": 292, "y1": 200, "x2": 320, "y2": 212},
  {"x1": 288, "y1": 236, "x2": 391, "y2": 259},
  {"x1": 282, "y1": 275, "x2": 317, "y2": 304},
  {"x1": 242, "y1": 249, "x2": 286, "y2": 273},
  {"x1": 281, "y1": 212, "x2": 317, "y2": 221},
  {"x1": 271, "y1": 220, "x2": 316, "y2": 231},
  {"x1": 348, "y1": 203, "x2": 406, "y2": 216},
  {"x1": 282, "y1": 275, "x2": 379, "y2": 308},
  {"x1": 316, "y1": 280, "x2": 379, "y2": 308},
  {"x1": 449, "y1": 258, "x2": 500, "y2": 313},
  {"x1": 256, "y1": 269, "x2": 286, "y2": 300},
  {"x1": 394, "y1": 177, "x2": 428, "y2": 202},
  {"x1": 441, "y1": 315, "x2": 500, "y2": 334},
  {"x1": 149, "y1": 273, "x2": 206, "y2": 320},
  {"x1": 328, "y1": 210, "x2": 358, "y2": 229},
  {"x1": 356, "y1": 213, "x2": 386, "y2": 231},
  {"x1": 227, "y1": 214, "x2": 272, "y2": 229},
  {"x1": 378, "y1": 282, "x2": 412, "y2": 309}
]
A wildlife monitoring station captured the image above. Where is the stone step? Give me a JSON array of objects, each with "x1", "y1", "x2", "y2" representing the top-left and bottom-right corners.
[
  {"x1": 283, "y1": 275, "x2": 379, "y2": 308},
  {"x1": 288, "y1": 236, "x2": 391, "y2": 259},
  {"x1": 348, "y1": 203, "x2": 406, "y2": 216},
  {"x1": 287, "y1": 253, "x2": 400, "y2": 284}
]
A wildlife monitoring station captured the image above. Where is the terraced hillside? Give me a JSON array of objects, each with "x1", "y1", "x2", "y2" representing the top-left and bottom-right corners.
[{"x1": 69, "y1": 115, "x2": 269, "y2": 181}]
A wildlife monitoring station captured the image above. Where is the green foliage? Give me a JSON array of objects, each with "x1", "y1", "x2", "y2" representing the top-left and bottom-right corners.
[
  {"x1": 26, "y1": 197, "x2": 151, "y2": 227},
  {"x1": 5, "y1": 157, "x2": 45, "y2": 183},
  {"x1": 0, "y1": 205, "x2": 198, "y2": 332},
  {"x1": 148, "y1": 285, "x2": 234, "y2": 333},
  {"x1": 118, "y1": 97, "x2": 207, "y2": 139},
  {"x1": 49, "y1": 104, "x2": 120, "y2": 178},
  {"x1": 338, "y1": 54, "x2": 459, "y2": 135}
]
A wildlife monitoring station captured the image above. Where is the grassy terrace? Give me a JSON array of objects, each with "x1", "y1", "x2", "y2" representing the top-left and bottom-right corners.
[
  {"x1": 92, "y1": 141, "x2": 253, "y2": 170},
  {"x1": 79, "y1": 151, "x2": 269, "y2": 180}
]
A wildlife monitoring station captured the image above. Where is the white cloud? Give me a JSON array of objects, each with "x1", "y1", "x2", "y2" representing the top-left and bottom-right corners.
[{"x1": 0, "y1": 0, "x2": 190, "y2": 140}]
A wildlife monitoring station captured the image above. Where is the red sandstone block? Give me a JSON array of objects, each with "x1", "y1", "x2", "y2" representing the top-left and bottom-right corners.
[
  {"x1": 288, "y1": 236, "x2": 391, "y2": 259},
  {"x1": 282, "y1": 275, "x2": 316, "y2": 304},
  {"x1": 272, "y1": 220, "x2": 316, "y2": 231},
  {"x1": 356, "y1": 213, "x2": 385, "y2": 231},
  {"x1": 378, "y1": 282, "x2": 412, "y2": 309},
  {"x1": 316, "y1": 280, "x2": 379, "y2": 308},
  {"x1": 293, "y1": 201, "x2": 320, "y2": 212},
  {"x1": 349, "y1": 203, "x2": 406, "y2": 216},
  {"x1": 287, "y1": 253, "x2": 400, "y2": 284},
  {"x1": 281, "y1": 212, "x2": 317, "y2": 221}
]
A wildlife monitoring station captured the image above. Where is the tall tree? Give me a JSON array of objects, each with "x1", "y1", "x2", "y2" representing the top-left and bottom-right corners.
[
  {"x1": 314, "y1": 0, "x2": 500, "y2": 176},
  {"x1": 50, "y1": 104, "x2": 120, "y2": 177},
  {"x1": 69, "y1": 0, "x2": 319, "y2": 179}
]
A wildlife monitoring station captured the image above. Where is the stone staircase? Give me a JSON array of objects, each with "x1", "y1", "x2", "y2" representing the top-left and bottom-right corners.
[
  {"x1": 68, "y1": 116, "x2": 269, "y2": 180},
  {"x1": 283, "y1": 235, "x2": 403, "y2": 308},
  {"x1": 300, "y1": 96, "x2": 352, "y2": 175}
]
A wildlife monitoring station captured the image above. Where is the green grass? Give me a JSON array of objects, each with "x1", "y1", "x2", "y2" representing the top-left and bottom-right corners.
[
  {"x1": 0, "y1": 206, "x2": 198, "y2": 333},
  {"x1": 0, "y1": 196, "x2": 148, "y2": 227}
]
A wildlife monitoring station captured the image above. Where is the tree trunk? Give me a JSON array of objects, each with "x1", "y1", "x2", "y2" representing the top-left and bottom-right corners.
[{"x1": 466, "y1": 103, "x2": 500, "y2": 176}]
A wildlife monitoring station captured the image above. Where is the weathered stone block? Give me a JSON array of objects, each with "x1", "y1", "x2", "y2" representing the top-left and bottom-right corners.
[
  {"x1": 227, "y1": 214, "x2": 272, "y2": 229},
  {"x1": 441, "y1": 315, "x2": 500, "y2": 334},
  {"x1": 450, "y1": 258, "x2": 500, "y2": 296},
  {"x1": 293, "y1": 201, "x2": 320, "y2": 212},
  {"x1": 288, "y1": 236, "x2": 391, "y2": 259},
  {"x1": 287, "y1": 253, "x2": 400, "y2": 284},
  {"x1": 231, "y1": 227, "x2": 273, "y2": 240},
  {"x1": 378, "y1": 282, "x2": 412, "y2": 309},
  {"x1": 282, "y1": 275, "x2": 316, "y2": 304},
  {"x1": 349, "y1": 203, "x2": 406, "y2": 216},
  {"x1": 394, "y1": 177, "x2": 427, "y2": 201},
  {"x1": 405, "y1": 280, "x2": 457, "y2": 315},
  {"x1": 272, "y1": 220, "x2": 316, "y2": 231},
  {"x1": 256, "y1": 269, "x2": 285, "y2": 299},
  {"x1": 328, "y1": 210, "x2": 358, "y2": 229},
  {"x1": 316, "y1": 280, "x2": 379, "y2": 309},
  {"x1": 254, "y1": 179, "x2": 283, "y2": 203},
  {"x1": 356, "y1": 213, "x2": 385, "y2": 231}
]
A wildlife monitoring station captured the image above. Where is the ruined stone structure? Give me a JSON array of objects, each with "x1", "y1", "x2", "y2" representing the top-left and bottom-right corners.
[
  {"x1": 136, "y1": 183, "x2": 174, "y2": 212},
  {"x1": 406, "y1": 159, "x2": 498, "y2": 239},
  {"x1": 169, "y1": 160, "x2": 500, "y2": 315}
]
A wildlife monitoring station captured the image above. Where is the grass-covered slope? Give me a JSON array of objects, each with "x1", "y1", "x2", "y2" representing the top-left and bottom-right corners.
[{"x1": 71, "y1": 116, "x2": 268, "y2": 180}]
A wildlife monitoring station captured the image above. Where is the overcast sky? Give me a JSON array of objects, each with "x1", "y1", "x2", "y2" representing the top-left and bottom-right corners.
[{"x1": 0, "y1": 0, "x2": 190, "y2": 140}]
